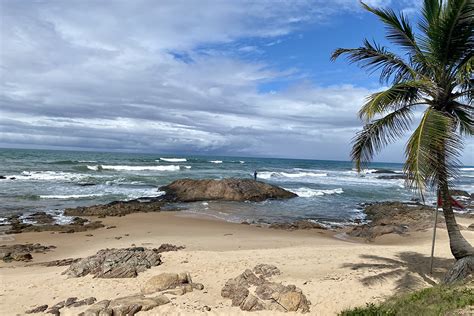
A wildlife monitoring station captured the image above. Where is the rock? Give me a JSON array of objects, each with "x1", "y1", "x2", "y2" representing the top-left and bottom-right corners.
[
  {"x1": 468, "y1": 224, "x2": 474, "y2": 231},
  {"x1": 0, "y1": 175, "x2": 6, "y2": 179},
  {"x1": 221, "y1": 265, "x2": 310, "y2": 313},
  {"x1": 269, "y1": 220, "x2": 327, "y2": 231},
  {"x1": 71, "y1": 297, "x2": 97, "y2": 307},
  {"x1": 64, "y1": 198, "x2": 164, "y2": 217},
  {"x1": 82, "y1": 295, "x2": 169, "y2": 316},
  {"x1": 39, "y1": 258, "x2": 81, "y2": 267},
  {"x1": 65, "y1": 297, "x2": 78, "y2": 307},
  {"x1": 377, "y1": 175, "x2": 406, "y2": 180},
  {"x1": 253, "y1": 264, "x2": 281, "y2": 278},
  {"x1": 26, "y1": 305, "x2": 48, "y2": 313},
  {"x1": 276, "y1": 290, "x2": 310, "y2": 313},
  {"x1": 5, "y1": 216, "x2": 104, "y2": 234},
  {"x1": 63, "y1": 247, "x2": 162, "y2": 278},
  {"x1": 160, "y1": 178, "x2": 297, "y2": 202},
  {"x1": 106, "y1": 225, "x2": 116, "y2": 229},
  {"x1": 372, "y1": 169, "x2": 397, "y2": 174},
  {"x1": 156, "y1": 243, "x2": 185, "y2": 252},
  {"x1": 1, "y1": 243, "x2": 55, "y2": 262},
  {"x1": 347, "y1": 202, "x2": 444, "y2": 240},
  {"x1": 25, "y1": 212, "x2": 55, "y2": 225},
  {"x1": 141, "y1": 272, "x2": 196, "y2": 294}
]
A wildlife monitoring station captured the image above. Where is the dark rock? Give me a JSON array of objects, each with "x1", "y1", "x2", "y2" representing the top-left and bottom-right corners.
[
  {"x1": 468, "y1": 224, "x2": 474, "y2": 231},
  {"x1": 26, "y1": 305, "x2": 48, "y2": 313},
  {"x1": 5, "y1": 216, "x2": 104, "y2": 234},
  {"x1": 156, "y1": 243, "x2": 185, "y2": 252},
  {"x1": 71, "y1": 297, "x2": 97, "y2": 307},
  {"x1": 64, "y1": 198, "x2": 164, "y2": 217},
  {"x1": 10, "y1": 177, "x2": 16, "y2": 180},
  {"x1": 377, "y1": 175, "x2": 406, "y2": 180},
  {"x1": 63, "y1": 247, "x2": 163, "y2": 278},
  {"x1": 0, "y1": 175, "x2": 6, "y2": 179},
  {"x1": 347, "y1": 202, "x2": 444, "y2": 240},
  {"x1": 106, "y1": 225, "x2": 116, "y2": 229},
  {"x1": 372, "y1": 169, "x2": 397, "y2": 174},
  {"x1": 269, "y1": 220, "x2": 327, "y2": 231},
  {"x1": 1, "y1": 243, "x2": 55, "y2": 262},
  {"x1": 24, "y1": 212, "x2": 55, "y2": 225},
  {"x1": 160, "y1": 178, "x2": 297, "y2": 202},
  {"x1": 65, "y1": 297, "x2": 78, "y2": 307},
  {"x1": 39, "y1": 258, "x2": 81, "y2": 267}
]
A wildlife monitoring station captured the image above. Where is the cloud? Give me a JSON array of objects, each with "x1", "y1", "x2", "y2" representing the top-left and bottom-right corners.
[{"x1": 0, "y1": 0, "x2": 472, "y2": 164}]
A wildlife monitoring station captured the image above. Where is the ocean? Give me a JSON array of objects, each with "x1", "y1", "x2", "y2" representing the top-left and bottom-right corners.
[{"x1": 1, "y1": 148, "x2": 473, "y2": 226}]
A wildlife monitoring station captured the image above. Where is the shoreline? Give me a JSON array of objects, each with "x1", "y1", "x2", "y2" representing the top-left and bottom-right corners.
[{"x1": 1, "y1": 211, "x2": 473, "y2": 315}]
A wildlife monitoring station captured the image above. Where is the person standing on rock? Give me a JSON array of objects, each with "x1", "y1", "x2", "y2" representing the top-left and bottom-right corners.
[{"x1": 254, "y1": 170, "x2": 257, "y2": 181}]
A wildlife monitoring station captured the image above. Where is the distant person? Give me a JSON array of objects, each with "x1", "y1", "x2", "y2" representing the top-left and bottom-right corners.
[{"x1": 254, "y1": 170, "x2": 257, "y2": 181}]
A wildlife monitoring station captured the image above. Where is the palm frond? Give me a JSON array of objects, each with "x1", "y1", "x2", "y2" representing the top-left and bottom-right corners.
[
  {"x1": 452, "y1": 102, "x2": 474, "y2": 135},
  {"x1": 361, "y1": 2, "x2": 423, "y2": 57},
  {"x1": 359, "y1": 81, "x2": 427, "y2": 121},
  {"x1": 331, "y1": 40, "x2": 417, "y2": 84},
  {"x1": 404, "y1": 108, "x2": 463, "y2": 197},
  {"x1": 352, "y1": 107, "x2": 414, "y2": 172}
]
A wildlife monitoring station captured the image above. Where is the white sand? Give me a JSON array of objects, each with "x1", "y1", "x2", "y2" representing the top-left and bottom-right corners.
[{"x1": 0, "y1": 212, "x2": 473, "y2": 315}]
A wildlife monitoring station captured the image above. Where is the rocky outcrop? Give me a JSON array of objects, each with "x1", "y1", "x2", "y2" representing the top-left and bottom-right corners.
[
  {"x1": 4, "y1": 215, "x2": 104, "y2": 234},
  {"x1": 347, "y1": 202, "x2": 444, "y2": 240},
  {"x1": 80, "y1": 295, "x2": 170, "y2": 316},
  {"x1": 1, "y1": 243, "x2": 56, "y2": 262},
  {"x1": 377, "y1": 174, "x2": 406, "y2": 180},
  {"x1": 268, "y1": 220, "x2": 327, "y2": 231},
  {"x1": 63, "y1": 245, "x2": 183, "y2": 278},
  {"x1": 160, "y1": 178, "x2": 297, "y2": 202},
  {"x1": 63, "y1": 247, "x2": 162, "y2": 278},
  {"x1": 141, "y1": 272, "x2": 204, "y2": 295},
  {"x1": 372, "y1": 169, "x2": 397, "y2": 174},
  {"x1": 64, "y1": 198, "x2": 165, "y2": 217},
  {"x1": 221, "y1": 264, "x2": 310, "y2": 313}
]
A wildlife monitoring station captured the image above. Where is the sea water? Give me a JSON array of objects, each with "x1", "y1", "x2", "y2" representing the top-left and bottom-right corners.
[{"x1": 0, "y1": 148, "x2": 472, "y2": 226}]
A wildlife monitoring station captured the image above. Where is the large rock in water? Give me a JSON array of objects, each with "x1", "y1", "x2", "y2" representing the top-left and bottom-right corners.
[{"x1": 160, "y1": 178, "x2": 297, "y2": 202}]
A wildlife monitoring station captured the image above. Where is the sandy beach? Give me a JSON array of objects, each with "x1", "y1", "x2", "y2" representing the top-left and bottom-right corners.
[{"x1": 1, "y1": 211, "x2": 473, "y2": 315}]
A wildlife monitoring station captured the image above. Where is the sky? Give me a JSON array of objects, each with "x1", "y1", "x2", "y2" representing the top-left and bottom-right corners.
[{"x1": 0, "y1": 0, "x2": 472, "y2": 164}]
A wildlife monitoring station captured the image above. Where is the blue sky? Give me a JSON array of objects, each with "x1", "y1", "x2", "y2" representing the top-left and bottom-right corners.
[{"x1": 0, "y1": 0, "x2": 472, "y2": 164}]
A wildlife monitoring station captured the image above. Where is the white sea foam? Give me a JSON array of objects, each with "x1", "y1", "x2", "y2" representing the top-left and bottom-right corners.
[
  {"x1": 78, "y1": 160, "x2": 97, "y2": 163},
  {"x1": 8, "y1": 171, "x2": 86, "y2": 181},
  {"x1": 210, "y1": 160, "x2": 223, "y2": 164},
  {"x1": 288, "y1": 187, "x2": 343, "y2": 197},
  {"x1": 159, "y1": 158, "x2": 187, "y2": 162},
  {"x1": 460, "y1": 167, "x2": 474, "y2": 171},
  {"x1": 240, "y1": 161, "x2": 245, "y2": 164},
  {"x1": 39, "y1": 194, "x2": 104, "y2": 199},
  {"x1": 90, "y1": 165, "x2": 181, "y2": 171},
  {"x1": 258, "y1": 171, "x2": 327, "y2": 180}
]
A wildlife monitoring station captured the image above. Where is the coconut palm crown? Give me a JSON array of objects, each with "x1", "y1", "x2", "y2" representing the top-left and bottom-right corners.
[{"x1": 331, "y1": 0, "x2": 473, "y2": 264}]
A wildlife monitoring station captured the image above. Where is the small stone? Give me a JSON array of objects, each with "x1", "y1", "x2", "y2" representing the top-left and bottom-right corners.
[
  {"x1": 65, "y1": 297, "x2": 78, "y2": 307},
  {"x1": 26, "y1": 305, "x2": 48, "y2": 313},
  {"x1": 106, "y1": 226, "x2": 116, "y2": 229}
]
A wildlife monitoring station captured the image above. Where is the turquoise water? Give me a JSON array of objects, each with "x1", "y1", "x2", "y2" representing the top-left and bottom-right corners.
[{"x1": 0, "y1": 148, "x2": 473, "y2": 225}]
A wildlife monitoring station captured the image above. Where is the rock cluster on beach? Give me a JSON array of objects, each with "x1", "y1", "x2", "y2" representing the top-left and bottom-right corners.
[
  {"x1": 160, "y1": 178, "x2": 297, "y2": 202},
  {"x1": 347, "y1": 201, "x2": 446, "y2": 240},
  {"x1": 4, "y1": 213, "x2": 104, "y2": 234},
  {"x1": 221, "y1": 264, "x2": 311, "y2": 313},
  {"x1": 0, "y1": 243, "x2": 56, "y2": 262},
  {"x1": 63, "y1": 245, "x2": 184, "y2": 278},
  {"x1": 268, "y1": 220, "x2": 328, "y2": 231},
  {"x1": 64, "y1": 198, "x2": 165, "y2": 217}
]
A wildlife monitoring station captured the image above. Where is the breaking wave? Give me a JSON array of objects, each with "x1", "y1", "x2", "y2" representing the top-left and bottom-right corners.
[
  {"x1": 258, "y1": 171, "x2": 327, "y2": 180},
  {"x1": 159, "y1": 158, "x2": 187, "y2": 162},
  {"x1": 288, "y1": 187, "x2": 344, "y2": 197}
]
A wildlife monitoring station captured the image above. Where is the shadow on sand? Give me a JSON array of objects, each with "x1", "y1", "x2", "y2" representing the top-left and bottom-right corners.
[{"x1": 342, "y1": 252, "x2": 454, "y2": 291}]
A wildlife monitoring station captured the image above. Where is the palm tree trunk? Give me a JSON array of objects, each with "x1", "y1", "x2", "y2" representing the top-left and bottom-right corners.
[{"x1": 439, "y1": 181, "x2": 474, "y2": 260}]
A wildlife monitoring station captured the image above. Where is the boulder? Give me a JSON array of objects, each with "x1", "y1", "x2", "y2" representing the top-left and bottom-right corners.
[
  {"x1": 468, "y1": 224, "x2": 474, "y2": 231},
  {"x1": 221, "y1": 264, "x2": 310, "y2": 313},
  {"x1": 160, "y1": 178, "x2": 297, "y2": 202},
  {"x1": 63, "y1": 247, "x2": 163, "y2": 278},
  {"x1": 141, "y1": 272, "x2": 203, "y2": 295},
  {"x1": 25, "y1": 305, "x2": 48, "y2": 314},
  {"x1": 377, "y1": 175, "x2": 406, "y2": 180},
  {"x1": 4, "y1": 215, "x2": 104, "y2": 234},
  {"x1": 1, "y1": 243, "x2": 55, "y2": 262}
]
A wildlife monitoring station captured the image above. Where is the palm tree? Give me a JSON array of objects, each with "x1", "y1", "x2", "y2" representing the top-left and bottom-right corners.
[{"x1": 331, "y1": 0, "x2": 473, "y2": 282}]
